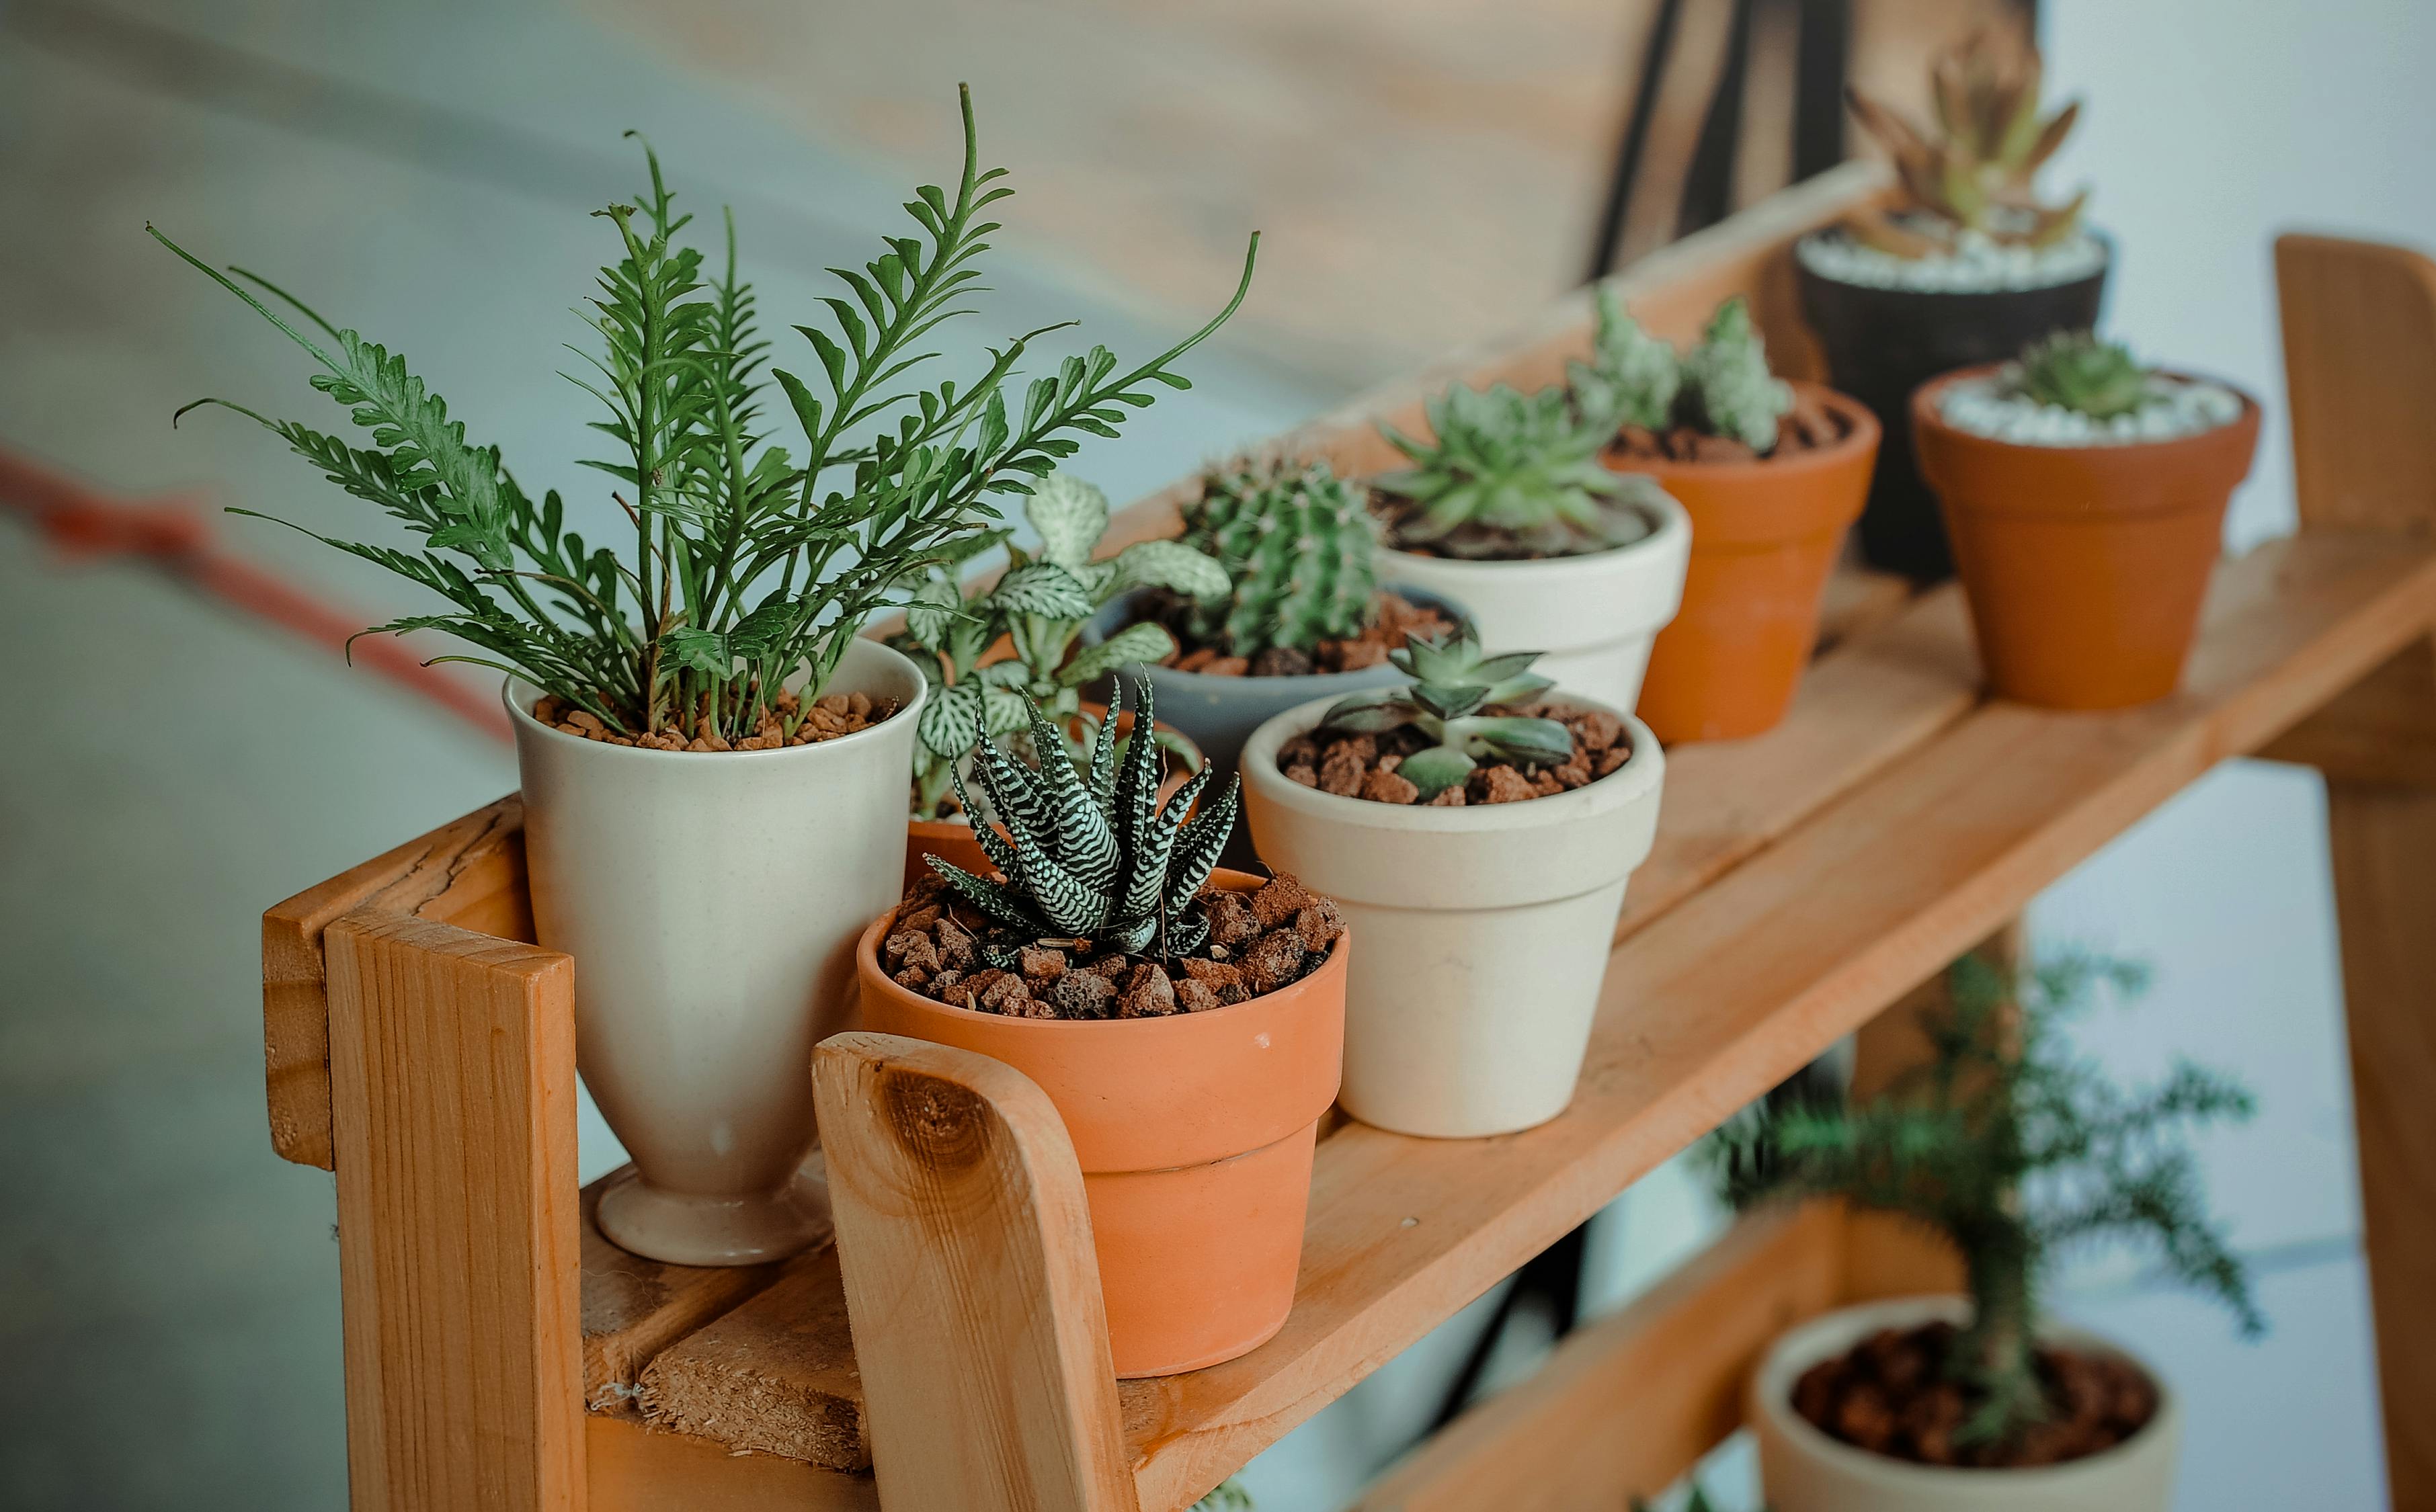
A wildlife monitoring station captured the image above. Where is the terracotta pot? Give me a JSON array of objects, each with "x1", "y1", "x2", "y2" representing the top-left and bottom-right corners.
[
  {"x1": 1912, "y1": 368, "x2": 2262, "y2": 710},
  {"x1": 1619, "y1": 384, "x2": 1880, "y2": 743},
  {"x1": 510, "y1": 637, "x2": 927, "y2": 1266},
  {"x1": 1240, "y1": 694, "x2": 1665, "y2": 1138},
  {"x1": 1377, "y1": 489, "x2": 1690, "y2": 715},
  {"x1": 1752, "y1": 1296, "x2": 2182, "y2": 1512},
  {"x1": 853, "y1": 870, "x2": 1346, "y2": 1376}
]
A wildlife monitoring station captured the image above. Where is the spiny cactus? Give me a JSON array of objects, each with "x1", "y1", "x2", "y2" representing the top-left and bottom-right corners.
[
  {"x1": 928, "y1": 677, "x2": 1240, "y2": 960},
  {"x1": 2015, "y1": 331, "x2": 2151, "y2": 421},
  {"x1": 1843, "y1": 28, "x2": 2086, "y2": 258},
  {"x1": 1679, "y1": 296, "x2": 1795, "y2": 452},
  {"x1": 1314, "y1": 627, "x2": 1573, "y2": 801},
  {"x1": 1375, "y1": 382, "x2": 1663, "y2": 558},
  {"x1": 1572, "y1": 285, "x2": 1680, "y2": 432},
  {"x1": 1178, "y1": 460, "x2": 1379, "y2": 658}
]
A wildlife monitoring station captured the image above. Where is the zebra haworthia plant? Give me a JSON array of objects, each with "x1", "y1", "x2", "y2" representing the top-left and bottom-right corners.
[
  {"x1": 1314, "y1": 627, "x2": 1573, "y2": 801},
  {"x1": 928, "y1": 677, "x2": 1240, "y2": 960}
]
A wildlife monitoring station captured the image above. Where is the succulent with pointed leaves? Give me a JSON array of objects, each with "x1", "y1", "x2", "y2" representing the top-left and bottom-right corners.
[
  {"x1": 1569, "y1": 284, "x2": 1680, "y2": 433},
  {"x1": 928, "y1": 676, "x2": 1241, "y2": 961},
  {"x1": 1179, "y1": 459, "x2": 1379, "y2": 657},
  {"x1": 1679, "y1": 296, "x2": 1795, "y2": 452},
  {"x1": 1842, "y1": 28, "x2": 2086, "y2": 258},
  {"x1": 2015, "y1": 331, "x2": 2151, "y2": 421},
  {"x1": 1314, "y1": 628, "x2": 1574, "y2": 801},
  {"x1": 1374, "y1": 382, "x2": 1662, "y2": 559}
]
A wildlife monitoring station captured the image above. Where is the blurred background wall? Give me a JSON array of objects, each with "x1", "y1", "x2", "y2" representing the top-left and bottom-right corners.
[{"x1": 4, "y1": 0, "x2": 2432, "y2": 1507}]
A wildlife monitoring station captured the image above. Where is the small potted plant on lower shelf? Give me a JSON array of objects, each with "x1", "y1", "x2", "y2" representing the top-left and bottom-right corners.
[
  {"x1": 1795, "y1": 28, "x2": 2109, "y2": 582},
  {"x1": 1367, "y1": 372, "x2": 1690, "y2": 715},
  {"x1": 1714, "y1": 953, "x2": 2261, "y2": 1512},
  {"x1": 1583, "y1": 291, "x2": 1879, "y2": 743},
  {"x1": 157, "y1": 91, "x2": 1257, "y2": 1267},
  {"x1": 854, "y1": 678, "x2": 1348, "y2": 1377},
  {"x1": 1239, "y1": 627, "x2": 1665, "y2": 1137},
  {"x1": 1913, "y1": 333, "x2": 2261, "y2": 710}
]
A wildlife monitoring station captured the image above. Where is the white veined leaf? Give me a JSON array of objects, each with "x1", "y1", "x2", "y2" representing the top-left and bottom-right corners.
[
  {"x1": 979, "y1": 684, "x2": 1034, "y2": 737},
  {"x1": 988, "y1": 561, "x2": 1098, "y2": 620},
  {"x1": 1022, "y1": 472, "x2": 1110, "y2": 567},
  {"x1": 1110, "y1": 539, "x2": 1230, "y2": 601},
  {"x1": 903, "y1": 575, "x2": 965, "y2": 648},
  {"x1": 1067, "y1": 559, "x2": 1119, "y2": 602},
  {"x1": 918, "y1": 681, "x2": 986, "y2": 759},
  {"x1": 973, "y1": 659, "x2": 1035, "y2": 690},
  {"x1": 1058, "y1": 621, "x2": 1174, "y2": 688}
]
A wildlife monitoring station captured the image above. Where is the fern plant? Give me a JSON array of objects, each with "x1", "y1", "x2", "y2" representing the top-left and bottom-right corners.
[
  {"x1": 1178, "y1": 459, "x2": 1378, "y2": 658},
  {"x1": 1707, "y1": 952, "x2": 2261, "y2": 1450},
  {"x1": 1374, "y1": 381, "x2": 1662, "y2": 559},
  {"x1": 153, "y1": 88, "x2": 1256, "y2": 744},
  {"x1": 928, "y1": 676, "x2": 1238, "y2": 960}
]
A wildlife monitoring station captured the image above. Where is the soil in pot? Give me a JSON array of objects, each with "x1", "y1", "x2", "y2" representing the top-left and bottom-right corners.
[
  {"x1": 533, "y1": 687, "x2": 895, "y2": 750},
  {"x1": 1608, "y1": 382, "x2": 1880, "y2": 743},
  {"x1": 1793, "y1": 1319, "x2": 2159, "y2": 1471},
  {"x1": 1146, "y1": 588, "x2": 1456, "y2": 679},
  {"x1": 1276, "y1": 700, "x2": 1633, "y2": 807}
]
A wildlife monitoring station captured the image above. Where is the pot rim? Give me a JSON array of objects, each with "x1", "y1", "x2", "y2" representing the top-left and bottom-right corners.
[
  {"x1": 854, "y1": 866, "x2": 1351, "y2": 1037},
  {"x1": 1375, "y1": 489, "x2": 1692, "y2": 583},
  {"x1": 1600, "y1": 381, "x2": 1882, "y2": 486},
  {"x1": 505, "y1": 636, "x2": 928, "y2": 763},
  {"x1": 1754, "y1": 1294, "x2": 2181, "y2": 1487},
  {"x1": 1792, "y1": 225, "x2": 2117, "y2": 297},
  {"x1": 1911, "y1": 364, "x2": 2265, "y2": 462},
  {"x1": 1087, "y1": 583, "x2": 1473, "y2": 694}
]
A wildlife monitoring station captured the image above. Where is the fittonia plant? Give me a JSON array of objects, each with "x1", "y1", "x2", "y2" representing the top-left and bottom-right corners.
[
  {"x1": 1178, "y1": 459, "x2": 1378, "y2": 659},
  {"x1": 2015, "y1": 331, "x2": 2151, "y2": 420},
  {"x1": 1313, "y1": 627, "x2": 1574, "y2": 801},
  {"x1": 1373, "y1": 382, "x2": 1665, "y2": 558},
  {"x1": 153, "y1": 89, "x2": 1255, "y2": 745},
  {"x1": 1574, "y1": 292, "x2": 1793, "y2": 452}
]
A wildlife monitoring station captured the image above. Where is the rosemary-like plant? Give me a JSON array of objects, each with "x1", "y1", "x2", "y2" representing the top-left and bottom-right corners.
[
  {"x1": 1707, "y1": 952, "x2": 2261, "y2": 1450},
  {"x1": 152, "y1": 89, "x2": 1256, "y2": 744}
]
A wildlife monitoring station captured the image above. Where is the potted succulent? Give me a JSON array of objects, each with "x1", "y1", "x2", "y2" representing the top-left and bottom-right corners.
[
  {"x1": 1715, "y1": 954, "x2": 2261, "y2": 1512},
  {"x1": 1240, "y1": 628, "x2": 1665, "y2": 1137},
  {"x1": 1585, "y1": 291, "x2": 1880, "y2": 743},
  {"x1": 1795, "y1": 30, "x2": 2107, "y2": 581},
  {"x1": 1367, "y1": 376, "x2": 1691, "y2": 715},
  {"x1": 1914, "y1": 333, "x2": 2260, "y2": 710},
  {"x1": 160, "y1": 92, "x2": 1258, "y2": 1265},
  {"x1": 855, "y1": 679, "x2": 1347, "y2": 1376},
  {"x1": 1085, "y1": 458, "x2": 1467, "y2": 811}
]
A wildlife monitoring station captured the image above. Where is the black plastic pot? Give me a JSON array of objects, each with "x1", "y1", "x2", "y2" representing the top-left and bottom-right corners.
[{"x1": 1795, "y1": 236, "x2": 2109, "y2": 582}]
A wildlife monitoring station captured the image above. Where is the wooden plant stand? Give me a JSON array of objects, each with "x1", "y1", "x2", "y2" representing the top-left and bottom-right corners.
[{"x1": 260, "y1": 167, "x2": 2436, "y2": 1511}]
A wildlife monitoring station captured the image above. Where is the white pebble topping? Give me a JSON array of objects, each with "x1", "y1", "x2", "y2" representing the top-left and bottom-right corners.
[
  {"x1": 1798, "y1": 228, "x2": 2109, "y2": 293},
  {"x1": 1939, "y1": 370, "x2": 2244, "y2": 447}
]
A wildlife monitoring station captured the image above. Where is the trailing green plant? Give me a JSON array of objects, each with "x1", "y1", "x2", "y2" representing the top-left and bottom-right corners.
[
  {"x1": 1373, "y1": 382, "x2": 1663, "y2": 559},
  {"x1": 1576, "y1": 294, "x2": 1794, "y2": 453},
  {"x1": 1705, "y1": 951, "x2": 2261, "y2": 1450},
  {"x1": 1176, "y1": 458, "x2": 1378, "y2": 657},
  {"x1": 153, "y1": 88, "x2": 1256, "y2": 744},
  {"x1": 2015, "y1": 331, "x2": 2151, "y2": 421},
  {"x1": 928, "y1": 675, "x2": 1239, "y2": 960},
  {"x1": 1841, "y1": 29, "x2": 2086, "y2": 258},
  {"x1": 1313, "y1": 627, "x2": 1573, "y2": 801}
]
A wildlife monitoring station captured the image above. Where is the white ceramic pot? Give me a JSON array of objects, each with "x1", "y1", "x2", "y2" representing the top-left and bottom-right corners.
[
  {"x1": 1377, "y1": 490, "x2": 1690, "y2": 715},
  {"x1": 509, "y1": 637, "x2": 926, "y2": 1265},
  {"x1": 1752, "y1": 1296, "x2": 2183, "y2": 1512},
  {"x1": 1239, "y1": 692, "x2": 1664, "y2": 1136}
]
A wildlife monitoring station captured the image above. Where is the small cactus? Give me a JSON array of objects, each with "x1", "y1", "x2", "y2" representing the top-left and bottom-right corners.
[
  {"x1": 1573, "y1": 285, "x2": 1680, "y2": 432},
  {"x1": 1179, "y1": 460, "x2": 1379, "y2": 658},
  {"x1": 2015, "y1": 331, "x2": 2151, "y2": 420},
  {"x1": 1679, "y1": 296, "x2": 1795, "y2": 452}
]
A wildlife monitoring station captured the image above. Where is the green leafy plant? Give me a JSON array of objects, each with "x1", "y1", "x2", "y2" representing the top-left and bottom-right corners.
[
  {"x1": 1842, "y1": 29, "x2": 2086, "y2": 258},
  {"x1": 1572, "y1": 285, "x2": 1680, "y2": 433},
  {"x1": 1707, "y1": 952, "x2": 2261, "y2": 1450},
  {"x1": 1577, "y1": 294, "x2": 1794, "y2": 452},
  {"x1": 928, "y1": 677, "x2": 1238, "y2": 960},
  {"x1": 1190, "y1": 1482, "x2": 1254, "y2": 1512},
  {"x1": 153, "y1": 89, "x2": 1256, "y2": 744},
  {"x1": 1177, "y1": 458, "x2": 1378, "y2": 658},
  {"x1": 1313, "y1": 627, "x2": 1572, "y2": 801},
  {"x1": 2015, "y1": 331, "x2": 2151, "y2": 421},
  {"x1": 1373, "y1": 382, "x2": 1663, "y2": 559}
]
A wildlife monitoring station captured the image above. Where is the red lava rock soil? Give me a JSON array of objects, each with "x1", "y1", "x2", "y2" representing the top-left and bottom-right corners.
[
  {"x1": 1606, "y1": 386, "x2": 1854, "y2": 466},
  {"x1": 1793, "y1": 1320, "x2": 2160, "y2": 1469},
  {"x1": 532, "y1": 689, "x2": 896, "y2": 751},
  {"x1": 883, "y1": 872, "x2": 1342, "y2": 1020},
  {"x1": 1277, "y1": 701, "x2": 1631, "y2": 806},
  {"x1": 1156, "y1": 591, "x2": 1455, "y2": 678}
]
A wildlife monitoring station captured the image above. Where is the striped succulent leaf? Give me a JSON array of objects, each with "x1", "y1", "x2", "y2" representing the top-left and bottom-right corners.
[
  {"x1": 927, "y1": 857, "x2": 1055, "y2": 935},
  {"x1": 1117, "y1": 763, "x2": 1207, "y2": 928},
  {"x1": 1084, "y1": 707, "x2": 1120, "y2": 811},
  {"x1": 1020, "y1": 699, "x2": 1119, "y2": 896},
  {"x1": 1162, "y1": 775, "x2": 1240, "y2": 918}
]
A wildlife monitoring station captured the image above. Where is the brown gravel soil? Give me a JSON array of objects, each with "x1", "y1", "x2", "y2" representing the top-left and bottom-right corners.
[
  {"x1": 532, "y1": 689, "x2": 897, "y2": 751},
  {"x1": 1276, "y1": 700, "x2": 1631, "y2": 806},
  {"x1": 882, "y1": 871, "x2": 1343, "y2": 1020},
  {"x1": 1605, "y1": 386, "x2": 1854, "y2": 466},
  {"x1": 1141, "y1": 590, "x2": 1456, "y2": 678},
  {"x1": 1793, "y1": 1320, "x2": 2160, "y2": 1470}
]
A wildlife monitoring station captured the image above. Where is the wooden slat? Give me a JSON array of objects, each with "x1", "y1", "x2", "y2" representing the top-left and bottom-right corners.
[
  {"x1": 815, "y1": 1032, "x2": 1141, "y2": 1512},
  {"x1": 263, "y1": 796, "x2": 528, "y2": 1169},
  {"x1": 579, "y1": 1171, "x2": 789, "y2": 1411},
  {"x1": 325, "y1": 908, "x2": 583, "y2": 1512},
  {"x1": 635, "y1": 1246, "x2": 868, "y2": 1470},
  {"x1": 2276, "y1": 234, "x2": 2436, "y2": 536},
  {"x1": 587, "y1": 1413, "x2": 875, "y2": 1512},
  {"x1": 1114, "y1": 534, "x2": 2436, "y2": 1511},
  {"x1": 2257, "y1": 638, "x2": 2436, "y2": 788}
]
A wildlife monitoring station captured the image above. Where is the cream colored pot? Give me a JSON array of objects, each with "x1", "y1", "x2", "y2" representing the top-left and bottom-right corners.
[
  {"x1": 1377, "y1": 490, "x2": 1689, "y2": 714},
  {"x1": 510, "y1": 637, "x2": 926, "y2": 1265},
  {"x1": 1752, "y1": 1296, "x2": 2183, "y2": 1512},
  {"x1": 1240, "y1": 692, "x2": 1664, "y2": 1137}
]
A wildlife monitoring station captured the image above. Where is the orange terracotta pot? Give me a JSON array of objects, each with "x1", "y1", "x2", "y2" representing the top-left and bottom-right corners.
[
  {"x1": 1913, "y1": 368, "x2": 2262, "y2": 710},
  {"x1": 1617, "y1": 383, "x2": 1881, "y2": 743},
  {"x1": 853, "y1": 869, "x2": 1347, "y2": 1377}
]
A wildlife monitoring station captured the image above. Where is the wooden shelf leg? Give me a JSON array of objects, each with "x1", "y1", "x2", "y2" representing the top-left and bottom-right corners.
[{"x1": 813, "y1": 1032, "x2": 1141, "y2": 1512}]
